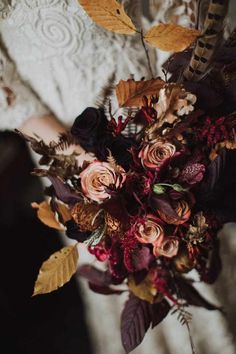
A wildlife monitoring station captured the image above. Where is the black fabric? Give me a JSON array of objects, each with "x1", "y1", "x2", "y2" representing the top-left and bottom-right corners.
[{"x1": 0, "y1": 132, "x2": 93, "y2": 354}]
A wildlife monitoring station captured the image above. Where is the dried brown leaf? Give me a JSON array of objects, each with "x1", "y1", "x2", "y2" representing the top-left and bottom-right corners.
[
  {"x1": 144, "y1": 24, "x2": 200, "y2": 52},
  {"x1": 57, "y1": 203, "x2": 72, "y2": 223},
  {"x1": 116, "y1": 78, "x2": 165, "y2": 107},
  {"x1": 79, "y1": 0, "x2": 136, "y2": 34},
  {"x1": 33, "y1": 245, "x2": 79, "y2": 296},
  {"x1": 32, "y1": 201, "x2": 64, "y2": 230},
  {"x1": 128, "y1": 275, "x2": 162, "y2": 304}
]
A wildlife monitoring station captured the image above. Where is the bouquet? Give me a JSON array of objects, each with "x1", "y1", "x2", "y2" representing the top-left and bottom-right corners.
[{"x1": 19, "y1": 1, "x2": 236, "y2": 353}]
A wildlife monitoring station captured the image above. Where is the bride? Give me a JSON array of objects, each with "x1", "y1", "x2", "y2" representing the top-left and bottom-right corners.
[{"x1": 0, "y1": 1, "x2": 236, "y2": 353}]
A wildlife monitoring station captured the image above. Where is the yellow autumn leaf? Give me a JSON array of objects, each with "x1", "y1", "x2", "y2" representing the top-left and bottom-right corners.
[
  {"x1": 79, "y1": 0, "x2": 136, "y2": 34},
  {"x1": 32, "y1": 201, "x2": 71, "y2": 230},
  {"x1": 144, "y1": 24, "x2": 200, "y2": 52},
  {"x1": 116, "y1": 78, "x2": 165, "y2": 107},
  {"x1": 32, "y1": 201, "x2": 63, "y2": 230},
  {"x1": 128, "y1": 275, "x2": 162, "y2": 304},
  {"x1": 33, "y1": 245, "x2": 79, "y2": 296}
]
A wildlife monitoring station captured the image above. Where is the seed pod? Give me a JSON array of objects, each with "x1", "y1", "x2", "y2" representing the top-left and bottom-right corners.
[{"x1": 71, "y1": 202, "x2": 102, "y2": 231}]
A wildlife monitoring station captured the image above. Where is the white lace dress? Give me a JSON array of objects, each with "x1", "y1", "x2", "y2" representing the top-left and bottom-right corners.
[{"x1": 0, "y1": 1, "x2": 236, "y2": 354}]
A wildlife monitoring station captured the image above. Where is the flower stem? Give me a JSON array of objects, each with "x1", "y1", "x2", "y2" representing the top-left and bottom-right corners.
[{"x1": 140, "y1": 29, "x2": 154, "y2": 79}]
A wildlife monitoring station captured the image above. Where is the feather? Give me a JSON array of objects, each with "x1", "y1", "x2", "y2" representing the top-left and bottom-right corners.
[
  {"x1": 184, "y1": 0, "x2": 230, "y2": 81},
  {"x1": 95, "y1": 72, "x2": 116, "y2": 108}
]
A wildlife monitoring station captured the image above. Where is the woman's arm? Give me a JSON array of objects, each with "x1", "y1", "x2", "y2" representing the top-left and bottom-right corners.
[
  {"x1": 20, "y1": 114, "x2": 66, "y2": 144},
  {"x1": 20, "y1": 113, "x2": 94, "y2": 165}
]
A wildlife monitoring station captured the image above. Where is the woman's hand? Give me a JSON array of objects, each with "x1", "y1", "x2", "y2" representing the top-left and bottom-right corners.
[{"x1": 20, "y1": 113, "x2": 95, "y2": 165}]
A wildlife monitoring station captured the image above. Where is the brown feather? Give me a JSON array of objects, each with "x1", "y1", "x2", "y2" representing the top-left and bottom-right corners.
[{"x1": 184, "y1": 0, "x2": 229, "y2": 81}]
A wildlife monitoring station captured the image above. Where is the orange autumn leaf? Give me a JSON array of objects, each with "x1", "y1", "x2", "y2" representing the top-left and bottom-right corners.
[
  {"x1": 79, "y1": 0, "x2": 136, "y2": 34},
  {"x1": 116, "y1": 78, "x2": 165, "y2": 107},
  {"x1": 32, "y1": 201, "x2": 71, "y2": 230},
  {"x1": 144, "y1": 24, "x2": 200, "y2": 52}
]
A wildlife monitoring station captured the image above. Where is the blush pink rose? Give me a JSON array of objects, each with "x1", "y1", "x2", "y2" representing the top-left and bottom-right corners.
[
  {"x1": 80, "y1": 161, "x2": 126, "y2": 203},
  {"x1": 139, "y1": 140, "x2": 176, "y2": 170},
  {"x1": 153, "y1": 237, "x2": 179, "y2": 258},
  {"x1": 135, "y1": 214, "x2": 164, "y2": 245}
]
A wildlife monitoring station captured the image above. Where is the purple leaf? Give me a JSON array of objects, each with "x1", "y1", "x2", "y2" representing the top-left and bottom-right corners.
[
  {"x1": 131, "y1": 246, "x2": 154, "y2": 272},
  {"x1": 183, "y1": 81, "x2": 223, "y2": 110},
  {"x1": 150, "y1": 299, "x2": 170, "y2": 328},
  {"x1": 102, "y1": 197, "x2": 129, "y2": 223},
  {"x1": 88, "y1": 282, "x2": 124, "y2": 295},
  {"x1": 198, "y1": 150, "x2": 236, "y2": 223},
  {"x1": 178, "y1": 277, "x2": 222, "y2": 311},
  {"x1": 200, "y1": 239, "x2": 222, "y2": 284},
  {"x1": 48, "y1": 176, "x2": 81, "y2": 205},
  {"x1": 78, "y1": 264, "x2": 112, "y2": 286},
  {"x1": 202, "y1": 149, "x2": 226, "y2": 192},
  {"x1": 121, "y1": 294, "x2": 151, "y2": 353},
  {"x1": 151, "y1": 195, "x2": 181, "y2": 220}
]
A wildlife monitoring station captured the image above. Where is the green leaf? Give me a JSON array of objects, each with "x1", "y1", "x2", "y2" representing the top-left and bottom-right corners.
[
  {"x1": 172, "y1": 184, "x2": 188, "y2": 192},
  {"x1": 153, "y1": 184, "x2": 166, "y2": 195},
  {"x1": 87, "y1": 224, "x2": 107, "y2": 246}
]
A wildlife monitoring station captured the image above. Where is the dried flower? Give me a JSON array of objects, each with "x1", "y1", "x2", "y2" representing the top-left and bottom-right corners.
[
  {"x1": 173, "y1": 247, "x2": 195, "y2": 273},
  {"x1": 71, "y1": 202, "x2": 102, "y2": 231},
  {"x1": 158, "y1": 200, "x2": 191, "y2": 225},
  {"x1": 179, "y1": 162, "x2": 205, "y2": 185},
  {"x1": 153, "y1": 237, "x2": 179, "y2": 258},
  {"x1": 186, "y1": 212, "x2": 209, "y2": 244},
  {"x1": 139, "y1": 140, "x2": 176, "y2": 170},
  {"x1": 156, "y1": 84, "x2": 196, "y2": 124},
  {"x1": 80, "y1": 161, "x2": 126, "y2": 203},
  {"x1": 105, "y1": 212, "x2": 123, "y2": 236},
  {"x1": 134, "y1": 214, "x2": 164, "y2": 245}
]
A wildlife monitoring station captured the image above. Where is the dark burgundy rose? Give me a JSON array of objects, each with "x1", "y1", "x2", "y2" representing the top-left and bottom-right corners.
[
  {"x1": 65, "y1": 220, "x2": 91, "y2": 242},
  {"x1": 71, "y1": 107, "x2": 108, "y2": 152},
  {"x1": 95, "y1": 133, "x2": 137, "y2": 171}
]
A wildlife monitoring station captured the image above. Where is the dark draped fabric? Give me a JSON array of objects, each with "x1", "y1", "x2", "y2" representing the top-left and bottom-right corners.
[{"x1": 0, "y1": 132, "x2": 93, "y2": 354}]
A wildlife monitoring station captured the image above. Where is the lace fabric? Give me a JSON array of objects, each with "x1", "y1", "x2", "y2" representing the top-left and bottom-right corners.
[{"x1": 0, "y1": 0, "x2": 152, "y2": 129}]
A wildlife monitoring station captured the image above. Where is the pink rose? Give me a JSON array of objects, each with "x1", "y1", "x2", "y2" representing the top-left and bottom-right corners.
[
  {"x1": 153, "y1": 237, "x2": 179, "y2": 258},
  {"x1": 135, "y1": 214, "x2": 164, "y2": 245},
  {"x1": 80, "y1": 161, "x2": 126, "y2": 203},
  {"x1": 139, "y1": 140, "x2": 176, "y2": 170}
]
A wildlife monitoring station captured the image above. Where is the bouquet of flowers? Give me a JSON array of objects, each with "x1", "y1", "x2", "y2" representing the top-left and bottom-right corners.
[{"x1": 19, "y1": 1, "x2": 236, "y2": 353}]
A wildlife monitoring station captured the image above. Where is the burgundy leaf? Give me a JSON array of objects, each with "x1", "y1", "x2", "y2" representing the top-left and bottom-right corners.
[
  {"x1": 151, "y1": 195, "x2": 181, "y2": 220},
  {"x1": 200, "y1": 239, "x2": 222, "y2": 284},
  {"x1": 48, "y1": 176, "x2": 81, "y2": 205},
  {"x1": 103, "y1": 197, "x2": 129, "y2": 223},
  {"x1": 178, "y1": 277, "x2": 222, "y2": 311},
  {"x1": 202, "y1": 149, "x2": 226, "y2": 192},
  {"x1": 131, "y1": 246, "x2": 154, "y2": 272},
  {"x1": 121, "y1": 294, "x2": 151, "y2": 353},
  {"x1": 150, "y1": 299, "x2": 170, "y2": 328},
  {"x1": 88, "y1": 282, "x2": 124, "y2": 295},
  {"x1": 183, "y1": 81, "x2": 223, "y2": 110},
  {"x1": 78, "y1": 264, "x2": 112, "y2": 287},
  {"x1": 198, "y1": 150, "x2": 236, "y2": 223}
]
